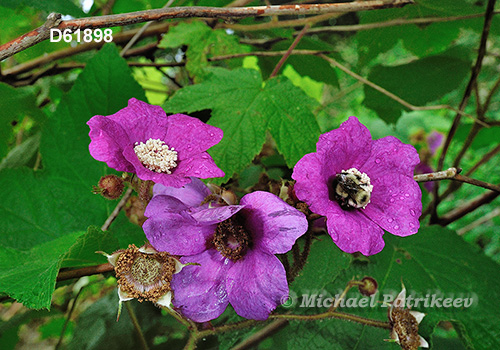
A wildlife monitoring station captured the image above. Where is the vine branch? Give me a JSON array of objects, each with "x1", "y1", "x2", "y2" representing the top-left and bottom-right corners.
[
  {"x1": 319, "y1": 54, "x2": 488, "y2": 126},
  {"x1": 0, "y1": 1, "x2": 414, "y2": 61}
]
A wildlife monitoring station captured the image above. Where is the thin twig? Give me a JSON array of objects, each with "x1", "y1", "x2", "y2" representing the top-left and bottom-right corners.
[
  {"x1": 4, "y1": 49, "x2": 333, "y2": 86},
  {"x1": 431, "y1": 0, "x2": 497, "y2": 222},
  {"x1": 2, "y1": 23, "x2": 170, "y2": 77},
  {"x1": 55, "y1": 286, "x2": 85, "y2": 350},
  {"x1": 57, "y1": 263, "x2": 114, "y2": 282},
  {"x1": 232, "y1": 319, "x2": 289, "y2": 350},
  {"x1": 319, "y1": 54, "x2": 488, "y2": 126},
  {"x1": 457, "y1": 207, "x2": 500, "y2": 235},
  {"x1": 270, "y1": 311, "x2": 391, "y2": 329},
  {"x1": 120, "y1": 0, "x2": 176, "y2": 57},
  {"x1": 220, "y1": 12, "x2": 341, "y2": 31},
  {"x1": 437, "y1": 190, "x2": 500, "y2": 226},
  {"x1": 304, "y1": 11, "x2": 500, "y2": 33},
  {"x1": 0, "y1": 1, "x2": 414, "y2": 61},
  {"x1": 414, "y1": 168, "x2": 500, "y2": 192},
  {"x1": 453, "y1": 174, "x2": 500, "y2": 193},
  {"x1": 437, "y1": 0, "x2": 497, "y2": 171},
  {"x1": 466, "y1": 143, "x2": 500, "y2": 176},
  {"x1": 101, "y1": 187, "x2": 134, "y2": 231},
  {"x1": 270, "y1": 24, "x2": 310, "y2": 77},
  {"x1": 125, "y1": 302, "x2": 150, "y2": 350},
  {"x1": 413, "y1": 168, "x2": 460, "y2": 183}
]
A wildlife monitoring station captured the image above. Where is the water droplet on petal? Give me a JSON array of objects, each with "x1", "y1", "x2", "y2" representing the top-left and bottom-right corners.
[
  {"x1": 394, "y1": 225, "x2": 400, "y2": 230},
  {"x1": 409, "y1": 223, "x2": 414, "y2": 228},
  {"x1": 390, "y1": 198, "x2": 395, "y2": 203},
  {"x1": 400, "y1": 196, "x2": 405, "y2": 200},
  {"x1": 210, "y1": 133, "x2": 214, "y2": 137},
  {"x1": 388, "y1": 218, "x2": 394, "y2": 223},
  {"x1": 405, "y1": 193, "x2": 410, "y2": 197},
  {"x1": 375, "y1": 158, "x2": 381, "y2": 164},
  {"x1": 330, "y1": 231, "x2": 339, "y2": 241}
]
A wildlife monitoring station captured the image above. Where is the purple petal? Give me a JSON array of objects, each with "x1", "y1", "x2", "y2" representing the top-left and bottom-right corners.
[
  {"x1": 361, "y1": 136, "x2": 421, "y2": 237},
  {"x1": 240, "y1": 192, "x2": 307, "y2": 254},
  {"x1": 292, "y1": 152, "x2": 331, "y2": 216},
  {"x1": 175, "y1": 152, "x2": 225, "y2": 179},
  {"x1": 226, "y1": 250, "x2": 288, "y2": 320},
  {"x1": 427, "y1": 131, "x2": 443, "y2": 155},
  {"x1": 191, "y1": 205, "x2": 245, "y2": 225},
  {"x1": 152, "y1": 179, "x2": 211, "y2": 207},
  {"x1": 143, "y1": 212, "x2": 215, "y2": 255},
  {"x1": 316, "y1": 116, "x2": 372, "y2": 178},
  {"x1": 326, "y1": 207, "x2": 386, "y2": 255},
  {"x1": 106, "y1": 98, "x2": 169, "y2": 143},
  {"x1": 87, "y1": 116, "x2": 134, "y2": 172},
  {"x1": 165, "y1": 114, "x2": 223, "y2": 159},
  {"x1": 171, "y1": 250, "x2": 232, "y2": 323},
  {"x1": 144, "y1": 194, "x2": 190, "y2": 218},
  {"x1": 292, "y1": 116, "x2": 372, "y2": 216}
]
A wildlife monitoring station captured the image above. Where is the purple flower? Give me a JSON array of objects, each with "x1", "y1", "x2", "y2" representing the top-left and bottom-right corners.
[
  {"x1": 427, "y1": 131, "x2": 443, "y2": 155},
  {"x1": 143, "y1": 179, "x2": 308, "y2": 322},
  {"x1": 87, "y1": 98, "x2": 224, "y2": 188},
  {"x1": 292, "y1": 117, "x2": 421, "y2": 256}
]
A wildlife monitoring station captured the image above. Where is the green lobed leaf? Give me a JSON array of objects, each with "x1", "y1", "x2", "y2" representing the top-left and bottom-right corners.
[
  {"x1": 0, "y1": 44, "x2": 146, "y2": 308},
  {"x1": 69, "y1": 291, "x2": 182, "y2": 350},
  {"x1": 0, "y1": 0, "x2": 84, "y2": 17},
  {"x1": 159, "y1": 20, "x2": 249, "y2": 80},
  {"x1": 285, "y1": 226, "x2": 500, "y2": 349},
  {"x1": 61, "y1": 226, "x2": 120, "y2": 268},
  {"x1": 266, "y1": 37, "x2": 339, "y2": 87},
  {"x1": 290, "y1": 237, "x2": 352, "y2": 296},
  {"x1": 0, "y1": 132, "x2": 40, "y2": 170},
  {"x1": 0, "y1": 231, "x2": 83, "y2": 309},
  {"x1": 356, "y1": 0, "x2": 482, "y2": 63},
  {"x1": 164, "y1": 67, "x2": 321, "y2": 184},
  {"x1": 363, "y1": 54, "x2": 471, "y2": 124},
  {"x1": 0, "y1": 83, "x2": 45, "y2": 159}
]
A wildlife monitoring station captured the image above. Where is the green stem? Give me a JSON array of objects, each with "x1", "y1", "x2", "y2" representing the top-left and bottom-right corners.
[{"x1": 125, "y1": 302, "x2": 150, "y2": 350}]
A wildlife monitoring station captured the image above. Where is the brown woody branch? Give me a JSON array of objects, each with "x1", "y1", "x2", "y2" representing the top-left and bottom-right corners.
[
  {"x1": 57, "y1": 263, "x2": 114, "y2": 282},
  {"x1": 2, "y1": 22, "x2": 170, "y2": 78},
  {"x1": 437, "y1": 190, "x2": 500, "y2": 226},
  {"x1": 0, "y1": 1, "x2": 414, "y2": 61}
]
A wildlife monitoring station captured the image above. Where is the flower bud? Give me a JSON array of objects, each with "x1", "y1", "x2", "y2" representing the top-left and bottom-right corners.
[
  {"x1": 358, "y1": 276, "x2": 378, "y2": 296},
  {"x1": 95, "y1": 175, "x2": 124, "y2": 199}
]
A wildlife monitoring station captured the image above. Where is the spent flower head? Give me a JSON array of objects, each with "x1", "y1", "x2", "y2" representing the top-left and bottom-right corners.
[
  {"x1": 292, "y1": 117, "x2": 422, "y2": 255},
  {"x1": 143, "y1": 178, "x2": 308, "y2": 322},
  {"x1": 99, "y1": 243, "x2": 184, "y2": 319},
  {"x1": 388, "y1": 284, "x2": 429, "y2": 350},
  {"x1": 87, "y1": 98, "x2": 224, "y2": 188}
]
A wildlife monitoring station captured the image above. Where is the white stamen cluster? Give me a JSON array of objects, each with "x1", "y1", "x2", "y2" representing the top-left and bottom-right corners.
[
  {"x1": 134, "y1": 138, "x2": 178, "y2": 174},
  {"x1": 344, "y1": 167, "x2": 373, "y2": 194}
]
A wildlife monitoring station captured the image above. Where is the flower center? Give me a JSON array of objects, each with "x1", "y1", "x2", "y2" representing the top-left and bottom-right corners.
[
  {"x1": 115, "y1": 244, "x2": 176, "y2": 302},
  {"x1": 134, "y1": 138, "x2": 178, "y2": 174},
  {"x1": 390, "y1": 307, "x2": 421, "y2": 350},
  {"x1": 131, "y1": 255, "x2": 162, "y2": 286},
  {"x1": 213, "y1": 215, "x2": 252, "y2": 261},
  {"x1": 330, "y1": 168, "x2": 373, "y2": 210}
]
